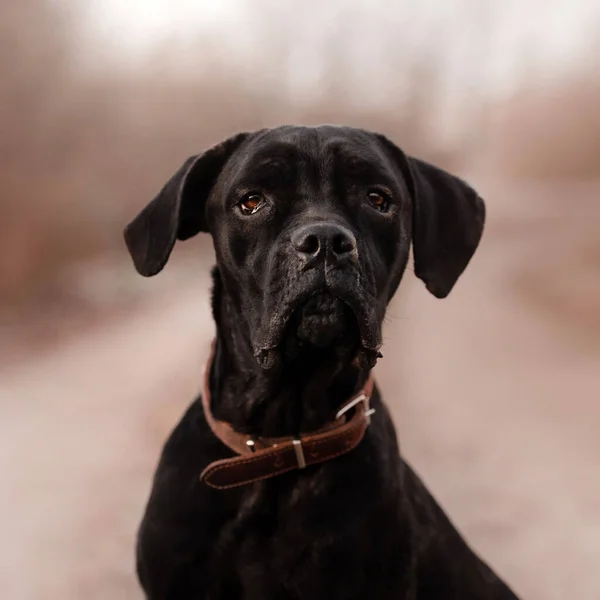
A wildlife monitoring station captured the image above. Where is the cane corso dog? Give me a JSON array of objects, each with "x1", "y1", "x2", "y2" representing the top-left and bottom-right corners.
[{"x1": 124, "y1": 125, "x2": 520, "y2": 599}]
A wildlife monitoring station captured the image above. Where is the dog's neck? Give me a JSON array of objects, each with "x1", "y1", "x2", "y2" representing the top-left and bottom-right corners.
[{"x1": 208, "y1": 268, "x2": 372, "y2": 437}]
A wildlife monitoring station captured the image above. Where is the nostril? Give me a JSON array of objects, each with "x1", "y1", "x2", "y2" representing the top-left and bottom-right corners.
[
  {"x1": 292, "y1": 224, "x2": 357, "y2": 261},
  {"x1": 332, "y1": 233, "x2": 356, "y2": 256},
  {"x1": 295, "y1": 233, "x2": 320, "y2": 255}
]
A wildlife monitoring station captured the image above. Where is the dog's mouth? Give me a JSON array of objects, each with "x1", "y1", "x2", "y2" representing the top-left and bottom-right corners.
[
  {"x1": 253, "y1": 283, "x2": 382, "y2": 370},
  {"x1": 293, "y1": 292, "x2": 356, "y2": 348}
]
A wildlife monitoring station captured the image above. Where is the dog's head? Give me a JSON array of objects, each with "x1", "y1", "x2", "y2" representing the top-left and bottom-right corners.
[{"x1": 125, "y1": 126, "x2": 484, "y2": 370}]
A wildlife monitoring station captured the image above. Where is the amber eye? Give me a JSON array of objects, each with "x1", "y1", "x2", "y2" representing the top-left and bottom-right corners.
[
  {"x1": 239, "y1": 193, "x2": 265, "y2": 215},
  {"x1": 366, "y1": 190, "x2": 390, "y2": 212}
]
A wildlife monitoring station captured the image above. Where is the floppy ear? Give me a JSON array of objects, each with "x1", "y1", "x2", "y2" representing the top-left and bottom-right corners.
[
  {"x1": 377, "y1": 136, "x2": 485, "y2": 298},
  {"x1": 124, "y1": 132, "x2": 250, "y2": 276}
]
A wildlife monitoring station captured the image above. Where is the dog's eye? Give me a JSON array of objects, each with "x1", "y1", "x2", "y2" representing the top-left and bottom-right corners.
[
  {"x1": 366, "y1": 190, "x2": 390, "y2": 212},
  {"x1": 239, "y1": 193, "x2": 265, "y2": 215}
]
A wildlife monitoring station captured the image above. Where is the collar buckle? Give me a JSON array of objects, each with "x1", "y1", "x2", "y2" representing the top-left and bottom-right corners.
[{"x1": 335, "y1": 392, "x2": 376, "y2": 425}]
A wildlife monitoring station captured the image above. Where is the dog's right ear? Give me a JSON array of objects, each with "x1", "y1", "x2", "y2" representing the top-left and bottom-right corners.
[{"x1": 124, "y1": 132, "x2": 250, "y2": 276}]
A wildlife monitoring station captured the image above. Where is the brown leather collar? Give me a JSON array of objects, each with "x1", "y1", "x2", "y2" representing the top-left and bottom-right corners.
[{"x1": 199, "y1": 342, "x2": 375, "y2": 490}]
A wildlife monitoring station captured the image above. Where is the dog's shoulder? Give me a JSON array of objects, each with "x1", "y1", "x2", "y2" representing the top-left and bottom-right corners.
[
  {"x1": 151, "y1": 396, "x2": 235, "y2": 489},
  {"x1": 160, "y1": 398, "x2": 209, "y2": 459},
  {"x1": 400, "y1": 461, "x2": 520, "y2": 599},
  {"x1": 137, "y1": 397, "x2": 242, "y2": 596}
]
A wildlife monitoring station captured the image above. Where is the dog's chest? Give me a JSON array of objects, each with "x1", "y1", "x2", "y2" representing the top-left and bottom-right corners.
[{"x1": 195, "y1": 476, "x2": 414, "y2": 600}]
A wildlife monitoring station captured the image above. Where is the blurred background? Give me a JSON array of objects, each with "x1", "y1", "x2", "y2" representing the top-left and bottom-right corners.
[{"x1": 1, "y1": 0, "x2": 599, "y2": 598}]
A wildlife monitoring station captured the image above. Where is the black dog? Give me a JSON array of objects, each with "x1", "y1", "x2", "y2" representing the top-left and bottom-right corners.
[{"x1": 125, "y1": 126, "x2": 520, "y2": 599}]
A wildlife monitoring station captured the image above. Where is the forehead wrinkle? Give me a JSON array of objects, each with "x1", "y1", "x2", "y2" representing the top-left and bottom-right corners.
[
  {"x1": 245, "y1": 142, "x2": 300, "y2": 166},
  {"x1": 231, "y1": 141, "x2": 301, "y2": 189},
  {"x1": 325, "y1": 139, "x2": 396, "y2": 189},
  {"x1": 266, "y1": 129, "x2": 325, "y2": 200}
]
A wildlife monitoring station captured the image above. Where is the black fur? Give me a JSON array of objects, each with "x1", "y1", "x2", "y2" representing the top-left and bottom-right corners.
[{"x1": 125, "y1": 125, "x2": 519, "y2": 599}]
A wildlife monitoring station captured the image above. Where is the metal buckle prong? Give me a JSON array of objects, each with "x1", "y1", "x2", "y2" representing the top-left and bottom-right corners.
[
  {"x1": 293, "y1": 439, "x2": 306, "y2": 469},
  {"x1": 336, "y1": 393, "x2": 375, "y2": 424}
]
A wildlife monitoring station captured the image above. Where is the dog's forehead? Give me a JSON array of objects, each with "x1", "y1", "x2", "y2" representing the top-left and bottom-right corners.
[{"x1": 237, "y1": 126, "x2": 388, "y2": 172}]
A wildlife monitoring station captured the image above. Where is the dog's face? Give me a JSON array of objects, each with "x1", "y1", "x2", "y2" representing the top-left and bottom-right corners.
[
  {"x1": 124, "y1": 126, "x2": 485, "y2": 369},
  {"x1": 206, "y1": 127, "x2": 413, "y2": 367}
]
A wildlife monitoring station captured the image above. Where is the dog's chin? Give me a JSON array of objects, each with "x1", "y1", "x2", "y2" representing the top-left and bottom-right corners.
[
  {"x1": 295, "y1": 293, "x2": 351, "y2": 348},
  {"x1": 254, "y1": 292, "x2": 381, "y2": 370}
]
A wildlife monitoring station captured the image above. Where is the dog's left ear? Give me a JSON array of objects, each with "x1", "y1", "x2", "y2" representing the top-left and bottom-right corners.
[
  {"x1": 377, "y1": 135, "x2": 486, "y2": 298},
  {"x1": 124, "y1": 132, "x2": 250, "y2": 277}
]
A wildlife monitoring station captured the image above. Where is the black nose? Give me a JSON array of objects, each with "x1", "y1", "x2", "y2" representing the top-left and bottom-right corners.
[{"x1": 291, "y1": 223, "x2": 357, "y2": 262}]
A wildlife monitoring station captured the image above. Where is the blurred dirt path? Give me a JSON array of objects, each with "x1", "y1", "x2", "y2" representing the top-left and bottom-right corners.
[
  {"x1": 1, "y1": 181, "x2": 599, "y2": 599},
  {"x1": 0, "y1": 282, "x2": 214, "y2": 599},
  {"x1": 383, "y1": 180, "x2": 600, "y2": 600}
]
